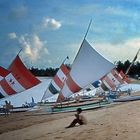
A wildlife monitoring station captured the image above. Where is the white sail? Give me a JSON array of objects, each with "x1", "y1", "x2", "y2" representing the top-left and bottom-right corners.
[{"x1": 58, "y1": 39, "x2": 115, "y2": 100}]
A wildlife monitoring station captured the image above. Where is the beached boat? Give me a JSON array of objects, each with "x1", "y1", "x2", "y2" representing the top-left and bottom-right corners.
[
  {"x1": 9, "y1": 106, "x2": 33, "y2": 113},
  {"x1": 52, "y1": 100, "x2": 109, "y2": 113},
  {"x1": 41, "y1": 99, "x2": 109, "y2": 114},
  {"x1": 113, "y1": 95, "x2": 140, "y2": 102}
]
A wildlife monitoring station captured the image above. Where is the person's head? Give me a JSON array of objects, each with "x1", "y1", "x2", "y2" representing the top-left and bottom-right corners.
[
  {"x1": 5, "y1": 100, "x2": 8, "y2": 104},
  {"x1": 76, "y1": 108, "x2": 82, "y2": 114}
]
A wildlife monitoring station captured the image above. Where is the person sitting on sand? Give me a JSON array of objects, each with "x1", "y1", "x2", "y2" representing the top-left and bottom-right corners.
[{"x1": 65, "y1": 108, "x2": 87, "y2": 128}]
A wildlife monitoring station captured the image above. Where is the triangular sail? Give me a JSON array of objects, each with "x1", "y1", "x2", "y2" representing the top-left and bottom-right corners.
[
  {"x1": 41, "y1": 63, "x2": 69, "y2": 101},
  {"x1": 58, "y1": 39, "x2": 115, "y2": 101},
  {"x1": 100, "y1": 69, "x2": 130, "y2": 91},
  {"x1": 0, "y1": 55, "x2": 41, "y2": 99}
]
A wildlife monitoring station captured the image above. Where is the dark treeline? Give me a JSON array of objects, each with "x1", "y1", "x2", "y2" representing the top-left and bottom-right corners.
[
  {"x1": 29, "y1": 67, "x2": 59, "y2": 77},
  {"x1": 29, "y1": 64, "x2": 71, "y2": 77},
  {"x1": 116, "y1": 60, "x2": 140, "y2": 77},
  {"x1": 29, "y1": 60, "x2": 140, "y2": 77}
]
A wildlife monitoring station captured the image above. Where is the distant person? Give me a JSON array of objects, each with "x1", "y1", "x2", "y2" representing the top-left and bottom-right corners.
[
  {"x1": 127, "y1": 88, "x2": 131, "y2": 96},
  {"x1": 65, "y1": 108, "x2": 87, "y2": 128},
  {"x1": 4, "y1": 100, "x2": 11, "y2": 115}
]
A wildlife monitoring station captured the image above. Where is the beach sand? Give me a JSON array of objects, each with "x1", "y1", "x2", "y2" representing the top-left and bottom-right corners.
[{"x1": 0, "y1": 101, "x2": 140, "y2": 140}]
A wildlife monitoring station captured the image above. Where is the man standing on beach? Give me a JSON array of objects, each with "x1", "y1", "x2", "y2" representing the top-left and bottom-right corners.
[{"x1": 65, "y1": 108, "x2": 87, "y2": 128}]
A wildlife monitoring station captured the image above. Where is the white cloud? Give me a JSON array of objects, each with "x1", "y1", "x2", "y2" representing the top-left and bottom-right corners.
[
  {"x1": 8, "y1": 32, "x2": 17, "y2": 39},
  {"x1": 66, "y1": 3, "x2": 137, "y2": 20},
  {"x1": 93, "y1": 38, "x2": 140, "y2": 63},
  {"x1": 43, "y1": 18, "x2": 61, "y2": 30},
  {"x1": 18, "y1": 34, "x2": 49, "y2": 61},
  {"x1": 104, "y1": 6, "x2": 127, "y2": 16}
]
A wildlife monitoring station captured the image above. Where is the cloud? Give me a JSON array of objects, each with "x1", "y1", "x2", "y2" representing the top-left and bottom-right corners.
[
  {"x1": 104, "y1": 6, "x2": 128, "y2": 17},
  {"x1": 8, "y1": 32, "x2": 17, "y2": 39},
  {"x1": 43, "y1": 18, "x2": 61, "y2": 30},
  {"x1": 93, "y1": 38, "x2": 140, "y2": 63},
  {"x1": 18, "y1": 34, "x2": 49, "y2": 61},
  {"x1": 62, "y1": 4, "x2": 128, "y2": 17}
]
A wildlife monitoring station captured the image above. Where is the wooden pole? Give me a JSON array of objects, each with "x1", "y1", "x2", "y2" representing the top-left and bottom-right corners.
[
  {"x1": 72, "y1": 19, "x2": 92, "y2": 65},
  {"x1": 125, "y1": 48, "x2": 140, "y2": 75},
  {"x1": 17, "y1": 48, "x2": 23, "y2": 56}
]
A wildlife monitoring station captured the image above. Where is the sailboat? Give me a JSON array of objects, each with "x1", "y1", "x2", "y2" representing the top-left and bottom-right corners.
[
  {"x1": 100, "y1": 69, "x2": 130, "y2": 91},
  {"x1": 0, "y1": 55, "x2": 41, "y2": 99},
  {"x1": 57, "y1": 23, "x2": 115, "y2": 101},
  {"x1": 111, "y1": 49, "x2": 140, "y2": 102},
  {"x1": 41, "y1": 56, "x2": 69, "y2": 102}
]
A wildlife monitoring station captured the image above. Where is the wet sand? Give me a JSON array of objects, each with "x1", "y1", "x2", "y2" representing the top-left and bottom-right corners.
[{"x1": 0, "y1": 100, "x2": 140, "y2": 140}]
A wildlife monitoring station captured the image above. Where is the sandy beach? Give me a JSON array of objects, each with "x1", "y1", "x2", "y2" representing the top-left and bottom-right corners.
[{"x1": 0, "y1": 100, "x2": 140, "y2": 140}]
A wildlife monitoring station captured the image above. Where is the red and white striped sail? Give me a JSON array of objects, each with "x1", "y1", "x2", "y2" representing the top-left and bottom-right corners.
[
  {"x1": 58, "y1": 39, "x2": 115, "y2": 101},
  {"x1": 119, "y1": 70, "x2": 130, "y2": 84},
  {"x1": 0, "y1": 55, "x2": 41, "y2": 99},
  {"x1": 0, "y1": 66, "x2": 9, "y2": 81},
  {"x1": 101, "y1": 69, "x2": 130, "y2": 91},
  {"x1": 42, "y1": 64, "x2": 69, "y2": 100},
  {"x1": 101, "y1": 69, "x2": 126, "y2": 90}
]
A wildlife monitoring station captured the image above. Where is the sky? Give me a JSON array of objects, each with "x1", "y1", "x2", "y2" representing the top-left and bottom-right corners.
[{"x1": 1, "y1": 0, "x2": 140, "y2": 69}]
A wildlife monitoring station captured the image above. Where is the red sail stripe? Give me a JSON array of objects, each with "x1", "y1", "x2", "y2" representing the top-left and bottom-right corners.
[
  {"x1": 111, "y1": 69, "x2": 124, "y2": 84},
  {"x1": 8, "y1": 56, "x2": 40, "y2": 89},
  {"x1": 54, "y1": 75, "x2": 63, "y2": 89},
  {"x1": 9, "y1": 65, "x2": 34, "y2": 89},
  {"x1": 119, "y1": 71, "x2": 130, "y2": 83},
  {"x1": 53, "y1": 64, "x2": 69, "y2": 89},
  {"x1": 57, "y1": 93, "x2": 65, "y2": 102},
  {"x1": 103, "y1": 76, "x2": 116, "y2": 90},
  {"x1": 0, "y1": 66, "x2": 9, "y2": 77},
  {"x1": 61, "y1": 64, "x2": 69, "y2": 75},
  {"x1": 0, "y1": 79, "x2": 16, "y2": 95},
  {"x1": 66, "y1": 74, "x2": 82, "y2": 93}
]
